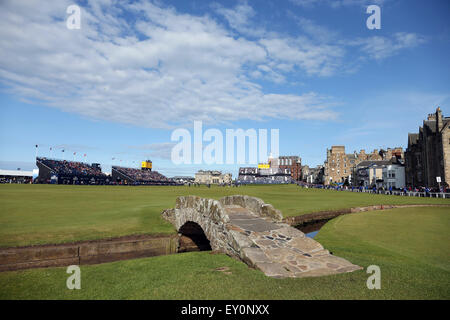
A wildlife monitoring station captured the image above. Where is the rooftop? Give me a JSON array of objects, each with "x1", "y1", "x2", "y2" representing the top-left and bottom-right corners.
[{"x1": 0, "y1": 169, "x2": 33, "y2": 177}]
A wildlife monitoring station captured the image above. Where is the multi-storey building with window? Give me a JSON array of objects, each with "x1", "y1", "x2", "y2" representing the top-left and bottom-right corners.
[
  {"x1": 324, "y1": 146, "x2": 404, "y2": 185},
  {"x1": 269, "y1": 155, "x2": 302, "y2": 181},
  {"x1": 405, "y1": 107, "x2": 450, "y2": 188},
  {"x1": 194, "y1": 170, "x2": 232, "y2": 185}
]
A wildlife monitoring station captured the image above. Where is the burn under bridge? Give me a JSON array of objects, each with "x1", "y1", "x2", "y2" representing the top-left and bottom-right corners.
[{"x1": 162, "y1": 195, "x2": 361, "y2": 278}]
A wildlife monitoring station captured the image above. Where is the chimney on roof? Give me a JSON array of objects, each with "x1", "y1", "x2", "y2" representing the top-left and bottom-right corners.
[
  {"x1": 437, "y1": 106, "x2": 443, "y2": 131},
  {"x1": 427, "y1": 113, "x2": 436, "y2": 121}
]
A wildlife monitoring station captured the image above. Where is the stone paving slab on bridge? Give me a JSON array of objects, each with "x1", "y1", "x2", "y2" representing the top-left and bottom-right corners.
[
  {"x1": 162, "y1": 195, "x2": 362, "y2": 278},
  {"x1": 224, "y1": 204, "x2": 361, "y2": 278}
]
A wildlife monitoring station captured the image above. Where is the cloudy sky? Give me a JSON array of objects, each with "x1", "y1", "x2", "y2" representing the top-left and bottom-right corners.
[{"x1": 0, "y1": 0, "x2": 449, "y2": 177}]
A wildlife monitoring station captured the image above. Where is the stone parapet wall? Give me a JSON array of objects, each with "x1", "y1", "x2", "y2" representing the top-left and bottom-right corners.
[
  {"x1": 219, "y1": 195, "x2": 283, "y2": 222},
  {"x1": 173, "y1": 195, "x2": 238, "y2": 257},
  {"x1": 283, "y1": 204, "x2": 450, "y2": 227},
  {"x1": 162, "y1": 195, "x2": 285, "y2": 259}
]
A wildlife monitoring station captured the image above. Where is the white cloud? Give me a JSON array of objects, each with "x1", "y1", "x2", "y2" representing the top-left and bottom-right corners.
[
  {"x1": 0, "y1": 1, "x2": 425, "y2": 129},
  {"x1": 296, "y1": 17, "x2": 339, "y2": 43},
  {"x1": 0, "y1": 0, "x2": 342, "y2": 128},
  {"x1": 354, "y1": 32, "x2": 426, "y2": 60},
  {"x1": 260, "y1": 37, "x2": 345, "y2": 77},
  {"x1": 213, "y1": 2, "x2": 264, "y2": 37}
]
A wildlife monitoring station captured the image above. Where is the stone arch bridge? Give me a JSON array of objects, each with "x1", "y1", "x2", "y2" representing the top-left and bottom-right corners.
[{"x1": 162, "y1": 195, "x2": 361, "y2": 278}]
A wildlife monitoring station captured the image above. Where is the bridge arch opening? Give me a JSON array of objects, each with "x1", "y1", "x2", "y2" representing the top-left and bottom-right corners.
[{"x1": 178, "y1": 221, "x2": 212, "y2": 252}]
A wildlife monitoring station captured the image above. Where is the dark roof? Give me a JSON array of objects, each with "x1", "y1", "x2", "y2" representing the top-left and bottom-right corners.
[
  {"x1": 356, "y1": 160, "x2": 396, "y2": 168},
  {"x1": 408, "y1": 133, "x2": 419, "y2": 145},
  {"x1": 424, "y1": 120, "x2": 437, "y2": 133}
]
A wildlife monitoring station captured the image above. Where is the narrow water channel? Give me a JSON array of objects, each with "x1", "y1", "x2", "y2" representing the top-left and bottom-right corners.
[{"x1": 295, "y1": 219, "x2": 331, "y2": 238}]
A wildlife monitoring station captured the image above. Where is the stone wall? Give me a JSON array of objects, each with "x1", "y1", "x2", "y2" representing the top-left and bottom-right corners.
[
  {"x1": 171, "y1": 195, "x2": 238, "y2": 257},
  {"x1": 283, "y1": 204, "x2": 450, "y2": 227},
  {"x1": 219, "y1": 195, "x2": 283, "y2": 222},
  {"x1": 0, "y1": 235, "x2": 178, "y2": 272},
  {"x1": 162, "y1": 195, "x2": 284, "y2": 259},
  {"x1": 163, "y1": 195, "x2": 363, "y2": 278}
]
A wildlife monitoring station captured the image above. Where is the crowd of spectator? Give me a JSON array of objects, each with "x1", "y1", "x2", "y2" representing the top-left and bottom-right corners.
[
  {"x1": 237, "y1": 166, "x2": 293, "y2": 185},
  {"x1": 38, "y1": 157, "x2": 106, "y2": 178},
  {"x1": 0, "y1": 177, "x2": 32, "y2": 184},
  {"x1": 239, "y1": 167, "x2": 258, "y2": 175},
  {"x1": 296, "y1": 181, "x2": 449, "y2": 197},
  {"x1": 237, "y1": 174, "x2": 292, "y2": 185},
  {"x1": 112, "y1": 166, "x2": 173, "y2": 184}
]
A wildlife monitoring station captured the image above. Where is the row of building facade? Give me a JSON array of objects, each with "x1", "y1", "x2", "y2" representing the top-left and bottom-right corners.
[
  {"x1": 405, "y1": 107, "x2": 450, "y2": 188},
  {"x1": 321, "y1": 146, "x2": 405, "y2": 186},
  {"x1": 317, "y1": 107, "x2": 449, "y2": 189},
  {"x1": 185, "y1": 107, "x2": 449, "y2": 189}
]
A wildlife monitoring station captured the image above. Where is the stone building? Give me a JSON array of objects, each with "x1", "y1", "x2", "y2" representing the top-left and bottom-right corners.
[
  {"x1": 323, "y1": 146, "x2": 356, "y2": 185},
  {"x1": 194, "y1": 170, "x2": 232, "y2": 185},
  {"x1": 405, "y1": 107, "x2": 450, "y2": 188},
  {"x1": 301, "y1": 165, "x2": 324, "y2": 184},
  {"x1": 301, "y1": 165, "x2": 310, "y2": 181},
  {"x1": 324, "y1": 146, "x2": 404, "y2": 185},
  {"x1": 353, "y1": 159, "x2": 405, "y2": 189}
]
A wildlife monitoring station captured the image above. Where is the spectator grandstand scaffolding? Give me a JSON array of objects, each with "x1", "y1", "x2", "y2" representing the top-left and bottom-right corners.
[
  {"x1": 237, "y1": 166, "x2": 293, "y2": 185},
  {"x1": 111, "y1": 166, "x2": 175, "y2": 185},
  {"x1": 36, "y1": 157, "x2": 108, "y2": 185}
]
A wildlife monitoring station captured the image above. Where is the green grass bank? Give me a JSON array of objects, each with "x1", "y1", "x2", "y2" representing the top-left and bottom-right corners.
[
  {"x1": 0, "y1": 184, "x2": 448, "y2": 247},
  {"x1": 0, "y1": 206, "x2": 448, "y2": 299}
]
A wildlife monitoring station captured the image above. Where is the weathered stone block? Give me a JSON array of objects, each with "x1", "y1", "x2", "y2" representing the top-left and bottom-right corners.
[
  {"x1": 0, "y1": 245, "x2": 78, "y2": 264},
  {"x1": 241, "y1": 247, "x2": 269, "y2": 266},
  {"x1": 164, "y1": 195, "x2": 362, "y2": 279},
  {"x1": 254, "y1": 261, "x2": 291, "y2": 278}
]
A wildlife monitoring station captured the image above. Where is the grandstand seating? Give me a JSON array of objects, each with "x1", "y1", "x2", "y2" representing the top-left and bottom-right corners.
[
  {"x1": 239, "y1": 167, "x2": 257, "y2": 175},
  {"x1": 111, "y1": 166, "x2": 175, "y2": 185},
  {"x1": 36, "y1": 157, "x2": 108, "y2": 184},
  {"x1": 237, "y1": 166, "x2": 292, "y2": 185}
]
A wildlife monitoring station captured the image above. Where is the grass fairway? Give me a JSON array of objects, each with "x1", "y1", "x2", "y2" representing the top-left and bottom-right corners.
[
  {"x1": 0, "y1": 207, "x2": 448, "y2": 300},
  {"x1": 0, "y1": 184, "x2": 449, "y2": 247}
]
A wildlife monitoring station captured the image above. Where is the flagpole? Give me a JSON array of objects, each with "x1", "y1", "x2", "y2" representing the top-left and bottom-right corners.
[{"x1": 35, "y1": 144, "x2": 38, "y2": 159}]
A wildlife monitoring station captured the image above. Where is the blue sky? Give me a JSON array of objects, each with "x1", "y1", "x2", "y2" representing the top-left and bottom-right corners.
[{"x1": 0, "y1": 0, "x2": 449, "y2": 178}]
